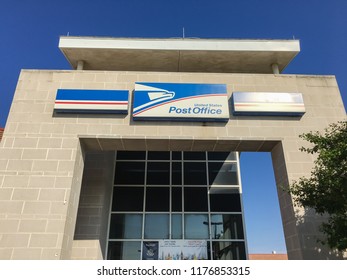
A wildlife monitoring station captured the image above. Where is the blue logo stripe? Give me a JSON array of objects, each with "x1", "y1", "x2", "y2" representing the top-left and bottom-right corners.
[
  {"x1": 54, "y1": 89, "x2": 129, "y2": 114},
  {"x1": 56, "y1": 89, "x2": 129, "y2": 102}
]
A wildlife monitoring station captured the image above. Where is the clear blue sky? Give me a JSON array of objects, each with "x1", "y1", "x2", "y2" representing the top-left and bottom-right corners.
[{"x1": 1, "y1": 0, "x2": 346, "y2": 254}]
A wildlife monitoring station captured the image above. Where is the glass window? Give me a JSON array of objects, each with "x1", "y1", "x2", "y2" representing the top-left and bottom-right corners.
[
  {"x1": 184, "y1": 187, "x2": 208, "y2": 212},
  {"x1": 147, "y1": 162, "x2": 170, "y2": 185},
  {"x1": 184, "y1": 214, "x2": 209, "y2": 239},
  {"x1": 172, "y1": 162, "x2": 182, "y2": 185},
  {"x1": 144, "y1": 214, "x2": 169, "y2": 239},
  {"x1": 208, "y1": 152, "x2": 236, "y2": 161},
  {"x1": 184, "y1": 152, "x2": 206, "y2": 160},
  {"x1": 145, "y1": 187, "x2": 170, "y2": 211},
  {"x1": 109, "y1": 150, "x2": 245, "y2": 261},
  {"x1": 117, "y1": 151, "x2": 146, "y2": 160},
  {"x1": 172, "y1": 187, "x2": 182, "y2": 212},
  {"x1": 114, "y1": 162, "x2": 145, "y2": 185},
  {"x1": 184, "y1": 162, "x2": 207, "y2": 185},
  {"x1": 210, "y1": 193, "x2": 241, "y2": 212},
  {"x1": 210, "y1": 214, "x2": 244, "y2": 239},
  {"x1": 108, "y1": 241, "x2": 141, "y2": 260},
  {"x1": 112, "y1": 187, "x2": 144, "y2": 211},
  {"x1": 148, "y1": 151, "x2": 170, "y2": 160},
  {"x1": 212, "y1": 241, "x2": 246, "y2": 260},
  {"x1": 109, "y1": 214, "x2": 142, "y2": 239},
  {"x1": 172, "y1": 214, "x2": 182, "y2": 239},
  {"x1": 208, "y1": 162, "x2": 238, "y2": 185},
  {"x1": 172, "y1": 152, "x2": 182, "y2": 160}
]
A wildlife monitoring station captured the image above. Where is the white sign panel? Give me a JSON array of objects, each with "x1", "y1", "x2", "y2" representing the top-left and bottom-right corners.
[{"x1": 232, "y1": 91, "x2": 305, "y2": 116}]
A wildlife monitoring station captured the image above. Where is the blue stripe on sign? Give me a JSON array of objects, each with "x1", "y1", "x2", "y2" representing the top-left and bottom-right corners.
[{"x1": 56, "y1": 89, "x2": 129, "y2": 102}]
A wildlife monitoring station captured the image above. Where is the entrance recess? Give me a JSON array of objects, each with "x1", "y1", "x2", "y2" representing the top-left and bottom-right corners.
[{"x1": 72, "y1": 137, "x2": 338, "y2": 259}]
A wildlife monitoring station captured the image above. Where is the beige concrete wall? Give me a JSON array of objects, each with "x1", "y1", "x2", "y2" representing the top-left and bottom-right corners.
[{"x1": 0, "y1": 70, "x2": 345, "y2": 259}]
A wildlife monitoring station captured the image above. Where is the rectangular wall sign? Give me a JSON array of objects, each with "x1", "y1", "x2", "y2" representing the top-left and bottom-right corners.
[
  {"x1": 231, "y1": 92, "x2": 305, "y2": 116},
  {"x1": 133, "y1": 83, "x2": 229, "y2": 121},
  {"x1": 54, "y1": 89, "x2": 129, "y2": 114}
]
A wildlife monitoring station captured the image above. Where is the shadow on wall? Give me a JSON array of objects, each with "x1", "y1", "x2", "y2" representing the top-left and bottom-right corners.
[
  {"x1": 72, "y1": 151, "x2": 115, "y2": 260},
  {"x1": 295, "y1": 208, "x2": 346, "y2": 260}
]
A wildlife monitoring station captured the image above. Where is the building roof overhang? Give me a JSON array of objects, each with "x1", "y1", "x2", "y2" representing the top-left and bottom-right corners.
[{"x1": 59, "y1": 36, "x2": 300, "y2": 73}]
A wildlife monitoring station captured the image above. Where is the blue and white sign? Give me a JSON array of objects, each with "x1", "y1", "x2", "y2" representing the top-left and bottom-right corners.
[
  {"x1": 54, "y1": 89, "x2": 129, "y2": 114},
  {"x1": 133, "y1": 83, "x2": 229, "y2": 121},
  {"x1": 232, "y1": 92, "x2": 305, "y2": 116}
]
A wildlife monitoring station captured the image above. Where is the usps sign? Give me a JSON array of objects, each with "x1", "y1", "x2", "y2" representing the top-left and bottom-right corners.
[
  {"x1": 133, "y1": 83, "x2": 229, "y2": 121},
  {"x1": 54, "y1": 89, "x2": 129, "y2": 114}
]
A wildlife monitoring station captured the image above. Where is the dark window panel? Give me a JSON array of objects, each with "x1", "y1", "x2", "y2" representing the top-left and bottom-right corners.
[
  {"x1": 147, "y1": 162, "x2": 170, "y2": 185},
  {"x1": 210, "y1": 214, "x2": 244, "y2": 239},
  {"x1": 172, "y1": 162, "x2": 182, "y2": 185},
  {"x1": 184, "y1": 187, "x2": 208, "y2": 212},
  {"x1": 172, "y1": 152, "x2": 182, "y2": 160},
  {"x1": 112, "y1": 187, "x2": 144, "y2": 212},
  {"x1": 172, "y1": 187, "x2": 182, "y2": 212},
  {"x1": 145, "y1": 187, "x2": 170, "y2": 211},
  {"x1": 184, "y1": 162, "x2": 207, "y2": 185},
  {"x1": 212, "y1": 241, "x2": 246, "y2": 260},
  {"x1": 208, "y1": 162, "x2": 238, "y2": 185},
  {"x1": 107, "y1": 241, "x2": 141, "y2": 260},
  {"x1": 210, "y1": 193, "x2": 241, "y2": 212},
  {"x1": 114, "y1": 162, "x2": 145, "y2": 185},
  {"x1": 148, "y1": 151, "x2": 170, "y2": 160},
  {"x1": 116, "y1": 151, "x2": 146, "y2": 160},
  {"x1": 184, "y1": 151, "x2": 206, "y2": 160},
  {"x1": 109, "y1": 214, "x2": 142, "y2": 239},
  {"x1": 208, "y1": 152, "x2": 237, "y2": 161}
]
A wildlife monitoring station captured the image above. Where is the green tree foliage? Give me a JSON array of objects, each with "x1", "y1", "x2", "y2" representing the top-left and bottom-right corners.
[{"x1": 289, "y1": 120, "x2": 347, "y2": 251}]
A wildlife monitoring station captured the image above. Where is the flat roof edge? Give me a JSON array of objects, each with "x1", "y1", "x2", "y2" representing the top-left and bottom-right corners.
[{"x1": 59, "y1": 36, "x2": 300, "y2": 52}]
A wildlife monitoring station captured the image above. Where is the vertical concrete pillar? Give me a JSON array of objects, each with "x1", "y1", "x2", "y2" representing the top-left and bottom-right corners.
[
  {"x1": 77, "y1": 60, "x2": 84, "y2": 70},
  {"x1": 271, "y1": 142, "x2": 303, "y2": 259},
  {"x1": 60, "y1": 142, "x2": 85, "y2": 259},
  {"x1": 272, "y1": 63, "x2": 280, "y2": 74}
]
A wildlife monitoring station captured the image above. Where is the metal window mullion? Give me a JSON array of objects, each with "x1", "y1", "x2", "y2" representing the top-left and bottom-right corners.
[
  {"x1": 141, "y1": 152, "x2": 148, "y2": 241},
  {"x1": 169, "y1": 152, "x2": 172, "y2": 239},
  {"x1": 236, "y1": 152, "x2": 249, "y2": 259},
  {"x1": 206, "y1": 151, "x2": 214, "y2": 259},
  {"x1": 181, "y1": 152, "x2": 185, "y2": 240}
]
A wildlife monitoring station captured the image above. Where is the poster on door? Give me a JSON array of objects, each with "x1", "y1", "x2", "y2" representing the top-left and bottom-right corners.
[
  {"x1": 142, "y1": 241, "x2": 159, "y2": 260},
  {"x1": 159, "y1": 240, "x2": 207, "y2": 260}
]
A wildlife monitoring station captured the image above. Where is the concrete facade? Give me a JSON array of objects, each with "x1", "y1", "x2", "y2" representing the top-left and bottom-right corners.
[{"x1": 0, "y1": 60, "x2": 346, "y2": 259}]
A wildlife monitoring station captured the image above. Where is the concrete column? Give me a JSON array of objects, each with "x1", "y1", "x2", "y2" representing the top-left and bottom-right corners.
[
  {"x1": 76, "y1": 60, "x2": 84, "y2": 70},
  {"x1": 272, "y1": 63, "x2": 280, "y2": 74}
]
